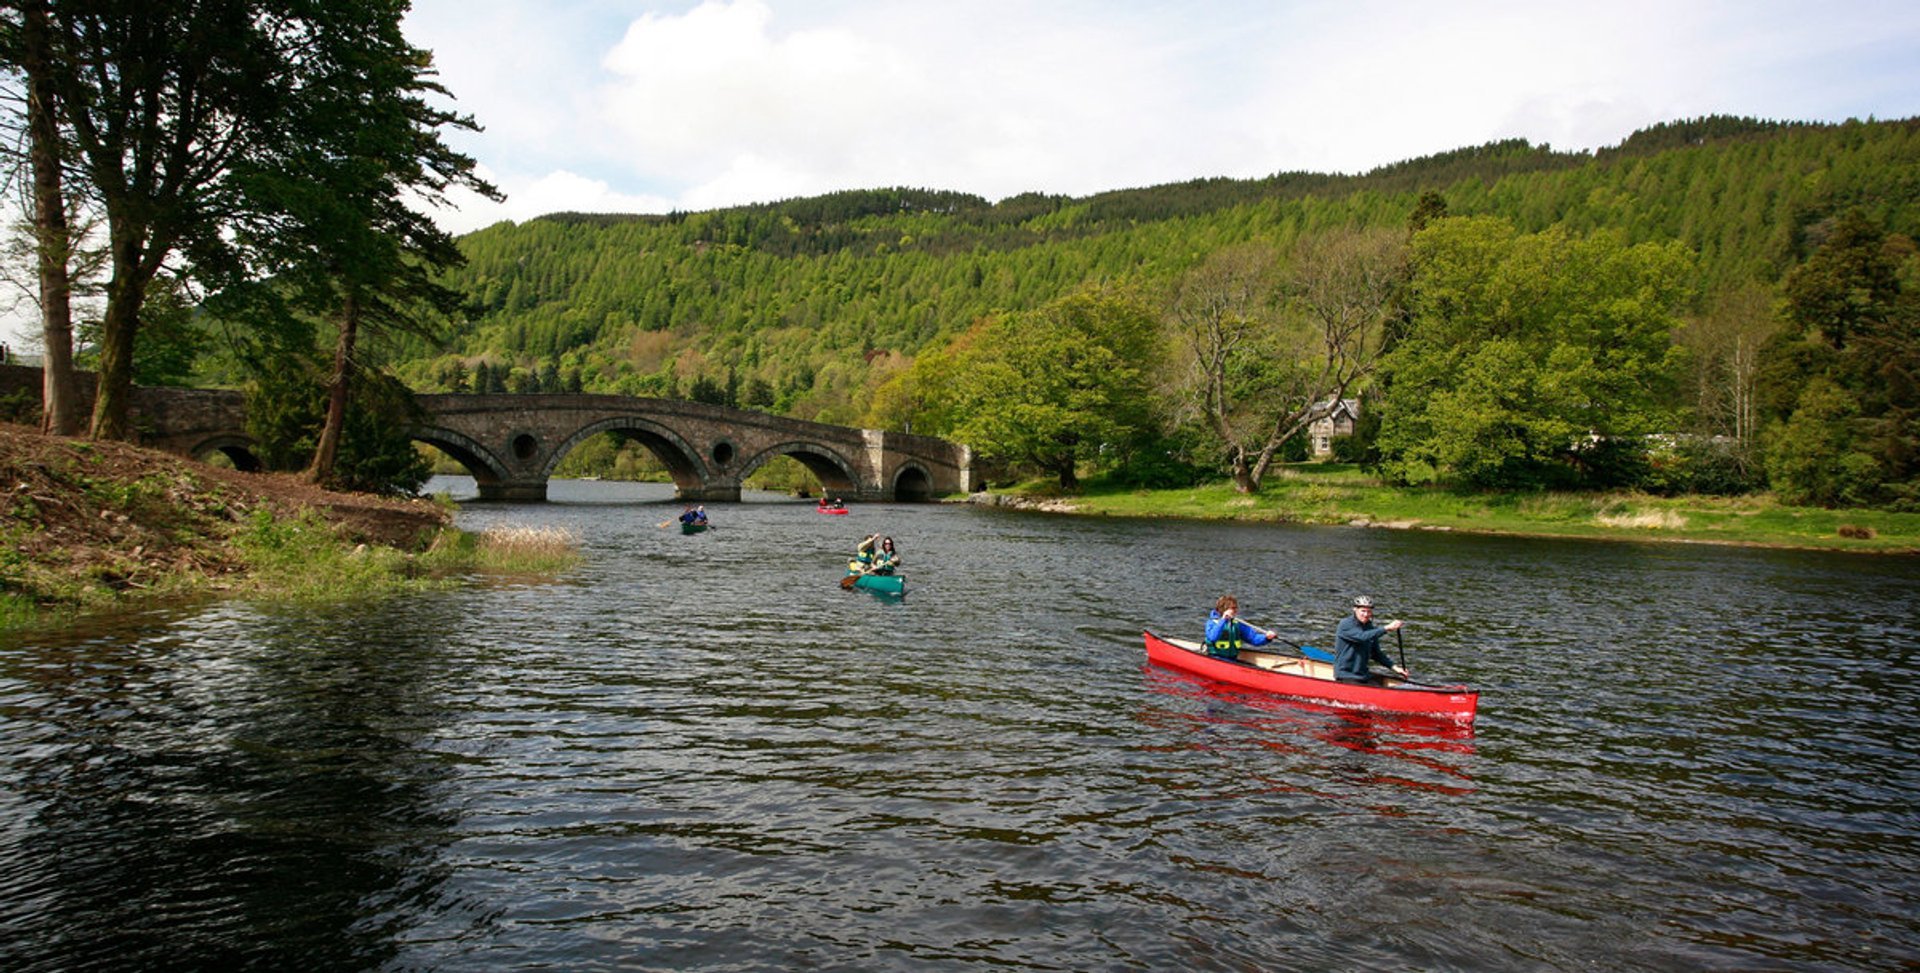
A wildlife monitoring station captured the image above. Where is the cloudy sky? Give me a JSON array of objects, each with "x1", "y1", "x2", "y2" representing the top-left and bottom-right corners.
[{"x1": 400, "y1": 0, "x2": 1920, "y2": 234}]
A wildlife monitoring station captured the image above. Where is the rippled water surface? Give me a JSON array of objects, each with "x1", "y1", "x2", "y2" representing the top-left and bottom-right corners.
[{"x1": 3, "y1": 478, "x2": 1917, "y2": 971}]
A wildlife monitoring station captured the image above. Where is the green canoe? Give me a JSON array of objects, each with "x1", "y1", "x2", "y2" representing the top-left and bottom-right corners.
[{"x1": 846, "y1": 572, "x2": 904, "y2": 596}]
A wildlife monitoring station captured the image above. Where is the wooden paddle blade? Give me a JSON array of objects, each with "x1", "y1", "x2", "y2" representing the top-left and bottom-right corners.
[{"x1": 840, "y1": 574, "x2": 857, "y2": 590}]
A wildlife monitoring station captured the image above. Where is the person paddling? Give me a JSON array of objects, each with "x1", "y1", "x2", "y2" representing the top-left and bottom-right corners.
[
  {"x1": 1333, "y1": 595, "x2": 1407, "y2": 683},
  {"x1": 1204, "y1": 595, "x2": 1276, "y2": 660},
  {"x1": 847, "y1": 533, "x2": 879, "y2": 575},
  {"x1": 869, "y1": 536, "x2": 900, "y2": 575}
]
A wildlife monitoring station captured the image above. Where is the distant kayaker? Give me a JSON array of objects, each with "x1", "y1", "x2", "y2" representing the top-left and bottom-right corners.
[
  {"x1": 870, "y1": 536, "x2": 901, "y2": 575},
  {"x1": 1333, "y1": 595, "x2": 1407, "y2": 683},
  {"x1": 678, "y1": 505, "x2": 699, "y2": 525},
  {"x1": 1205, "y1": 595, "x2": 1276, "y2": 660},
  {"x1": 694, "y1": 505, "x2": 709, "y2": 525}
]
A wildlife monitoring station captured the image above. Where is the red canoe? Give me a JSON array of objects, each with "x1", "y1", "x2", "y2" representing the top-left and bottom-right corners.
[
  {"x1": 1142, "y1": 630, "x2": 1478, "y2": 723},
  {"x1": 815, "y1": 505, "x2": 849, "y2": 515}
]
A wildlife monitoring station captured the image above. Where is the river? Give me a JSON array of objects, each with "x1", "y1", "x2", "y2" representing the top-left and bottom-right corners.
[{"x1": 2, "y1": 477, "x2": 1916, "y2": 972}]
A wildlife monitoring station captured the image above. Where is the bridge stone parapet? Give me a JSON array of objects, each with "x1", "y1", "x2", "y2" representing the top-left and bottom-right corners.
[{"x1": 0, "y1": 365, "x2": 970, "y2": 503}]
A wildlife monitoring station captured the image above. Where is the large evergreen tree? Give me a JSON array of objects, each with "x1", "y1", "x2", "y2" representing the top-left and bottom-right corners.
[
  {"x1": 1759, "y1": 210, "x2": 1920, "y2": 508},
  {"x1": 219, "y1": 0, "x2": 494, "y2": 487},
  {"x1": 1, "y1": 0, "x2": 476, "y2": 448}
]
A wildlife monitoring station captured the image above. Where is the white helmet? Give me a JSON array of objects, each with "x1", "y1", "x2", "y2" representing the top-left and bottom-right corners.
[{"x1": 1352, "y1": 595, "x2": 1374, "y2": 608}]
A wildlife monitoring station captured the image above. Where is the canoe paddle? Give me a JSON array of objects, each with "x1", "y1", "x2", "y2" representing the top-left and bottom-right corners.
[
  {"x1": 1271, "y1": 635, "x2": 1335, "y2": 664},
  {"x1": 1379, "y1": 629, "x2": 1473, "y2": 690}
]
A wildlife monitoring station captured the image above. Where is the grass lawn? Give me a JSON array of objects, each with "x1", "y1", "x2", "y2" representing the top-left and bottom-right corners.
[{"x1": 987, "y1": 464, "x2": 1920, "y2": 554}]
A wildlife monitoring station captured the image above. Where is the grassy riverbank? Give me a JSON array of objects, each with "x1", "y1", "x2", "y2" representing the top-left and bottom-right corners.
[
  {"x1": 0, "y1": 424, "x2": 580, "y2": 632},
  {"x1": 985, "y1": 464, "x2": 1920, "y2": 553}
]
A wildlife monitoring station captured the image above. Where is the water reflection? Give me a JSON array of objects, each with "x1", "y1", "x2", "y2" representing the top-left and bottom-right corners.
[
  {"x1": 1138, "y1": 664, "x2": 1476, "y2": 798},
  {"x1": 0, "y1": 601, "x2": 469, "y2": 973}
]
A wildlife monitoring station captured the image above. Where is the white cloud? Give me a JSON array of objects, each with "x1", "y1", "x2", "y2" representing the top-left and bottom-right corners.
[
  {"x1": 587, "y1": 0, "x2": 1205, "y2": 204},
  {"x1": 398, "y1": 0, "x2": 1920, "y2": 229},
  {"x1": 430, "y1": 167, "x2": 676, "y2": 235}
]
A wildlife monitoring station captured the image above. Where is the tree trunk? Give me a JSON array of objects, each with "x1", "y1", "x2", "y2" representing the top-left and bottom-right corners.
[
  {"x1": 22, "y1": 0, "x2": 81, "y2": 435},
  {"x1": 308, "y1": 291, "x2": 359, "y2": 485},
  {"x1": 1229, "y1": 448, "x2": 1256, "y2": 493},
  {"x1": 88, "y1": 229, "x2": 147, "y2": 441}
]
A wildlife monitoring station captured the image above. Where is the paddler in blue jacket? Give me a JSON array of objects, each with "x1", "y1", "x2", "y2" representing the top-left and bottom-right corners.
[
  {"x1": 1333, "y1": 595, "x2": 1407, "y2": 683},
  {"x1": 1205, "y1": 595, "x2": 1276, "y2": 660}
]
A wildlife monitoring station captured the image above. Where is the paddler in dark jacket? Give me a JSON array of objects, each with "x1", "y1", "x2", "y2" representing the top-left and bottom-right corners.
[
  {"x1": 1333, "y1": 595, "x2": 1407, "y2": 683},
  {"x1": 1204, "y1": 595, "x2": 1276, "y2": 660}
]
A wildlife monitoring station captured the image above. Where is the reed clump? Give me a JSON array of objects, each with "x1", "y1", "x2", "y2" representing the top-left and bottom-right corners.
[
  {"x1": 1595, "y1": 507, "x2": 1688, "y2": 530},
  {"x1": 469, "y1": 525, "x2": 583, "y2": 574}
]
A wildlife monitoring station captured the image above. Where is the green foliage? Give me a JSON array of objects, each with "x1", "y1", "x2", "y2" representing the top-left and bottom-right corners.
[
  {"x1": 1762, "y1": 378, "x2": 1882, "y2": 507},
  {"x1": 9, "y1": 0, "x2": 482, "y2": 439},
  {"x1": 234, "y1": 508, "x2": 431, "y2": 600},
  {"x1": 944, "y1": 286, "x2": 1160, "y2": 488},
  {"x1": 551, "y1": 432, "x2": 671, "y2": 481},
  {"x1": 0, "y1": 386, "x2": 42, "y2": 425},
  {"x1": 244, "y1": 365, "x2": 432, "y2": 495},
  {"x1": 73, "y1": 275, "x2": 208, "y2": 387},
  {"x1": 1641, "y1": 436, "x2": 1766, "y2": 496},
  {"x1": 1759, "y1": 208, "x2": 1920, "y2": 508},
  {"x1": 0, "y1": 591, "x2": 35, "y2": 630},
  {"x1": 1376, "y1": 217, "x2": 1694, "y2": 488},
  {"x1": 245, "y1": 362, "x2": 328, "y2": 471},
  {"x1": 1103, "y1": 428, "x2": 1217, "y2": 489},
  {"x1": 329, "y1": 372, "x2": 434, "y2": 495}
]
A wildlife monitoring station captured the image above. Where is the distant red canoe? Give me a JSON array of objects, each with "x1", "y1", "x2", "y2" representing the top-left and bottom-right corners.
[{"x1": 1142, "y1": 630, "x2": 1477, "y2": 723}]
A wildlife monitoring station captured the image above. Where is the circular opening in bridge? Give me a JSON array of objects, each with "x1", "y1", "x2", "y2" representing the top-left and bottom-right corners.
[
  {"x1": 512, "y1": 433, "x2": 538, "y2": 460},
  {"x1": 711, "y1": 440, "x2": 735, "y2": 467}
]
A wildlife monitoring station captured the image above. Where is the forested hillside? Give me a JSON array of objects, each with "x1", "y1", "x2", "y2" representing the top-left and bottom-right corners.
[
  {"x1": 395, "y1": 117, "x2": 1915, "y2": 417},
  {"x1": 378, "y1": 115, "x2": 1918, "y2": 507}
]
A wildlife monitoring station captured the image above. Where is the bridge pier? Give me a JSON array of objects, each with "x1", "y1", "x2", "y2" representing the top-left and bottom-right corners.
[
  {"x1": 477, "y1": 479, "x2": 550, "y2": 503},
  {"x1": 677, "y1": 479, "x2": 741, "y2": 503}
]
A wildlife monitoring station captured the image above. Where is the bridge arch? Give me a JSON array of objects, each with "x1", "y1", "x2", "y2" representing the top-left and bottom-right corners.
[
  {"x1": 545, "y1": 416, "x2": 711, "y2": 497},
  {"x1": 410, "y1": 426, "x2": 513, "y2": 497},
  {"x1": 188, "y1": 434, "x2": 263, "y2": 473},
  {"x1": 737, "y1": 441, "x2": 863, "y2": 497},
  {"x1": 891, "y1": 461, "x2": 935, "y2": 502}
]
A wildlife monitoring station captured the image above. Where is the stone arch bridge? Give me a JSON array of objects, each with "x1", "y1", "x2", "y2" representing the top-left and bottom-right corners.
[{"x1": 0, "y1": 364, "x2": 972, "y2": 502}]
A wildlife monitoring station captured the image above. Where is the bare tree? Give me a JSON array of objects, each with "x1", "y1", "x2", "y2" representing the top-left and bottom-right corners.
[
  {"x1": 1166, "y1": 228, "x2": 1407, "y2": 492},
  {"x1": 1678, "y1": 283, "x2": 1777, "y2": 444},
  {"x1": 1164, "y1": 242, "x2": 1279, "y2": 491}
]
